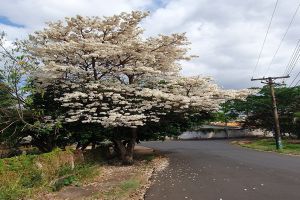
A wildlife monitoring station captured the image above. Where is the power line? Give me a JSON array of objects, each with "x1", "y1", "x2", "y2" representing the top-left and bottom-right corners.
[
  {"x1": 265, "y1": 0, "x2": 300, "y2": 76},
  {"x1": 252, "y1": 0, "x2": 279, "y2": 78},
  {"x1": 284, "y1": 40, "x2": 300, "y2": 75},
  {"x1": 289, "y1": 71, "x2": 300, "y2": 87},
  {"x1": 295, "y1": 77, "x2": 300, "y2": 86},
  {"x1": 288, "y1": 51, "x2": 300, "y2": 75}
]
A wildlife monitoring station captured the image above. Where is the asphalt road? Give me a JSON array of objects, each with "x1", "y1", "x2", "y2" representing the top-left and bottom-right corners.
[{"x1": 142, "y1": 140, "x2": 300, "y2": 200}]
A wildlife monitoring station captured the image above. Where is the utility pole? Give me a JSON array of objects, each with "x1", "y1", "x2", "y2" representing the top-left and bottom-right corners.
[
  {"x1": 251, "y1": 75, "x2": 289, "y2": 150},
  {"x1": 223, "y1": 99, "x2": 230, "y2": 139}
]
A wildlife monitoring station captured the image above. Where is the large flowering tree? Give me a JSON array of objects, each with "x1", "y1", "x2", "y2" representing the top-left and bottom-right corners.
[{"x1": 27, "y1": 11, "x2": 250, "y2": 163}]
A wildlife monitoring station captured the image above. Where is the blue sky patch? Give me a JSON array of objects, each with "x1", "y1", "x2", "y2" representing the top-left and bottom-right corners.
[
  {"x1": 146, "y1": 0, "x2": 168, "y2": 11},
  {"x1": 0, "y1": 16, "x2": 25, "y2": 28}
]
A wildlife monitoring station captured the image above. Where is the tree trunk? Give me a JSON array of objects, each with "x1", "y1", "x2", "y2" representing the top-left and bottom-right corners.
[
  {"x1": 112, "y1": 140, "x2": 120, "y2": 155},
  {"x1": 80, "y1": 140, "x2": 91, "y2": 151},
  {"x1": 114, "y1": 139, "x2": 128, "y2": 164},
  {"x1": 92, "y1": 141, "x2": 96, "y2": 150},
  {"x1": 113, "y1": 128, "x2": 137, "y2": 165},
  {"x1": 32, "y1": 140, "x2": 54, "y2": 153},
  {"x1": 76, "y1": 142, "x2": 81, "y2": 150},
  {"x1": 30, "y1": 134, "x2": 56, "y2": 153}
]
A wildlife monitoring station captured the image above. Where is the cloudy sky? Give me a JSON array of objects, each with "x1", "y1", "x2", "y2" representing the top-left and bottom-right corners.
[{"x1": 1, "y1": 0, "x2": 300, "y2": 89}]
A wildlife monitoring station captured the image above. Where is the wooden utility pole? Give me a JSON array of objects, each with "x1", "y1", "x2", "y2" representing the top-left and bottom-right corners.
[{"x1": 251, "y1": 75, "x2": 289, "y2": 150}]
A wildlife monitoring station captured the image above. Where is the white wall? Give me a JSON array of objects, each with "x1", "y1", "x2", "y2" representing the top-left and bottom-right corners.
[{"x1": 178, "y1": 129, "x2": 273, "y2": 139}]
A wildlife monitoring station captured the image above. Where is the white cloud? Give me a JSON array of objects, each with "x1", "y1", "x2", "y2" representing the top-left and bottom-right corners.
[
  {"x1": 0, "y1": 0, "x2": 152, "y2": 29},
  {"x1": 1, "y1": 0, "x2": 300, "y2": 88},
  {"x1": 143, "y1": 0, "x2": 300, "y2": 88}
]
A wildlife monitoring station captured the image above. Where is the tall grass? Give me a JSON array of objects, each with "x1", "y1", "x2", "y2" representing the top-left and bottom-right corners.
[{"x1": 0, "y1": 148, "x2": 99, "y2": 200}]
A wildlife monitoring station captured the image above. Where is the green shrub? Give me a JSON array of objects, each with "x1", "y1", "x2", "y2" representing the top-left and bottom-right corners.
[
  {"x1": 52, "y1": 175, "x2": 78, "y2": 191},
  {"x1": 74, "y1": 163, "x2": 98, "y2": 181},
  {"x1": 58, "y1": 165, "x2": 73, "y2": 177},
  {"x1": 20, "y1": 169, "x2": 43, "y2": 188},
  {"x1": 144, "y1": 155, "x2": 155, "y2": 163},
  {"x1": 0, "y1": 186, "x2": 25, "y2": 200}
]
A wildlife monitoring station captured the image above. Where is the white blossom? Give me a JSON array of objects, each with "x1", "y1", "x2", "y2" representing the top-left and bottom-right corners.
[{"x1": 27, "y1": 11, "x2": 252, "y2": 128}]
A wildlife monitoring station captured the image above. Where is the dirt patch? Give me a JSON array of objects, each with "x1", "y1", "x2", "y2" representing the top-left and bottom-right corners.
[
  {"x1": 231, "y1": 140, "x2": 252, "y2": 145},
  {"x1": 39, "y1": 146, "x2": 168, "y2": 200},
  {"x1": 238, "y1": 140, "x2": 252, "y2": 145},
  {"x1": 288, "y1": 140, "x2": 300, "y2": 144}
]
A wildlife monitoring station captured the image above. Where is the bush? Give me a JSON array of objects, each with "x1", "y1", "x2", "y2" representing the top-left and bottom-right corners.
[
  {"x1": 52, "y1": 175, "x2": 78, "y2": 191},
  {"x1": 20, "y1": 169, "x2": 43, "y2": 188}
]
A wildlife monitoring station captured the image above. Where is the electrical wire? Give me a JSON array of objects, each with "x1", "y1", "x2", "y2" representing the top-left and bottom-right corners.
[
  {"x1": 284, "y1": 40, "x2": 300, "y2": 75},
  {"x1": 294, "y1": 78, "x2": 300, "y2": 86},
  {"x1": 252, "y1": 0, "x2": 279, "y2": 78},
  {"x1": 265, "y1": 0, "x2": 300, "y2": 76},
  {"x1": 289, "y1": 71, "x2": 300, "y2": 87}
]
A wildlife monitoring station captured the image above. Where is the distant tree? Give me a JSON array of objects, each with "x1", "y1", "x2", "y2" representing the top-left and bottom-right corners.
[
  {"x1": 0, "y1": 31, "x2": 34, "y2": 146},
  {"x1": 225, "y1": 86, "x2": 300, "y2": 138},
  {"x1": 0, "y1": 32, "x2": 69, "y2": 152},
  {"x1": 0, "y1": 74, "x2": 15, "y2": 108},
  {"x1": 294, "y1": 112, "x2": 300, "y2": 138}
]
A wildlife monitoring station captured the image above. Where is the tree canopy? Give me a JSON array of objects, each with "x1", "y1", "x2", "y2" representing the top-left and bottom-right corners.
[
  {"x1": 1, "y1": 11, "x2": 251, "y2": 164},
  {"x1": 222, "y1": 86, "x2": 300, "y2": 138}
]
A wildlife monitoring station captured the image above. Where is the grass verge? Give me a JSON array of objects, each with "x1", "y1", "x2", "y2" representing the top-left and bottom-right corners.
[
  {"x1": 70, "y1": 147, "x2": 168, "y2": 200},
  {"x1": 102, "y1": 178, "x2": 141, "y2": 199},
  {"x1": 98, "y1": 150, "x2": 168, "y2": 200},
  {"x1": 0, "y1": 146, "x2": 168, "y2": 200},
  {"x1": 233, "y1": 138, "x2": 300, "y2": 155},
  {"x1": 0, "y1": 148, "x2": 100, "y2": 200}
]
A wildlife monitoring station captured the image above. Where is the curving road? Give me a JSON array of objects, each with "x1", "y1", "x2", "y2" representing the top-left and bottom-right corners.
[{"x1": 142, "y1": 140, "x2": 300, "y2": 200}]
